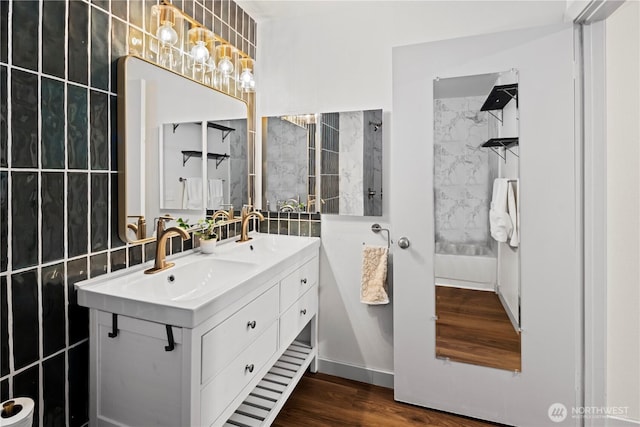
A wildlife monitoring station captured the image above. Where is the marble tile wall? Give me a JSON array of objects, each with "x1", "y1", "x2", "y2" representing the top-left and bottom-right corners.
[
  {"x1": 338, "y1": 111, "x2": 364, "y2": 216},
  {"x1": 0, "y1": 1, "x2": 257, "y2": 425},
  {"x1": 264, "y1": 117, "x2": 308, "y2": 209},
  {"x1": 215, "y1": 118, "x2": 248, "y2": 209},
  {"x1": 433, "y1": 96, "x2": 496, "y2": 256}
]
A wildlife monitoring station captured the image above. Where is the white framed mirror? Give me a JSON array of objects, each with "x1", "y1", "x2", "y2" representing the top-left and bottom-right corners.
[{"x1": 433, "y1": 70, "x2": 521, "y2": 372}]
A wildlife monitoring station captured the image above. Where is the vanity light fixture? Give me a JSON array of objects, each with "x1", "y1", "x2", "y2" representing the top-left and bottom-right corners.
[{"x1": 145, "y1": 1, "x2": 256, "y2": 92}]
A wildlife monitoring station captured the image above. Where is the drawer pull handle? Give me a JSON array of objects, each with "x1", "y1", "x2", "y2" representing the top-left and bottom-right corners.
[
  {"x1": 245, "y1": 364, "x2": 255, "y2": 373},
  {"x1": 301, "y1": 278, "x2": 307, "y2": 285},
  {"x1": 300, "y1": 309, "x2": 307, "y2": 315},
  {"x1": 247, "y1": 320, "x2": 257, "y2": 329}
]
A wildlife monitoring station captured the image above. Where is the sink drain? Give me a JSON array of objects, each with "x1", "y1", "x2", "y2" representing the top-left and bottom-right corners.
[{"x1": 167, "y1": 275, "x2": 175, "y2": 283}]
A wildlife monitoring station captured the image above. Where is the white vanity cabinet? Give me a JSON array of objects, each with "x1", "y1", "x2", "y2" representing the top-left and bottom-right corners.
[{"x1": 85, "y1": 239, "x2": 320, "y2": 427}]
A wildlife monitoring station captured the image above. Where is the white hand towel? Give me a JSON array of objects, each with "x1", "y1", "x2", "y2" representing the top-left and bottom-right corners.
[
  {"x1": 507, "y1": 180, "x2": 519, "y2": 247},
  {"x1": 360, "y1": 245, "x2": 389, "y2": 305},
  {"x1": 207, "y1": 179, "x2": 224, "y2": 210},
  {"x1": 183, "y1": 178, "x2": 203, "y2": 210},
  {"x1": 489, "y1": 178, "x2": 513, "y2": 243}
]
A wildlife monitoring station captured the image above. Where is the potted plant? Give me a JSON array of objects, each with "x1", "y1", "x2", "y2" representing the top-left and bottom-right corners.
[{"x1": 177, "y1": 217, "x2": 218, "y2": 254}]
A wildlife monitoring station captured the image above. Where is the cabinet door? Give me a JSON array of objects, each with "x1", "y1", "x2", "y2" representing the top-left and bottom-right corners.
[{"x1": 96, "y1": 312, "x2": 184, "y2": 427}]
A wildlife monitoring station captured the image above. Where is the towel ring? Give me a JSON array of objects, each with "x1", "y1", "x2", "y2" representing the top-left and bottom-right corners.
[{"x1": 371, "y1": 223, "x2": 391, "y2": 249}]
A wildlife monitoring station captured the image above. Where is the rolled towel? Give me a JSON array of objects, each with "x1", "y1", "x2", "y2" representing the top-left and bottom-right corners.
[
  {"x1": 360, "y1": 245, "x2": 389, "y2": 305},
  {"x1": 490, "y1": 178, "x2": 513, "y2": 242}
]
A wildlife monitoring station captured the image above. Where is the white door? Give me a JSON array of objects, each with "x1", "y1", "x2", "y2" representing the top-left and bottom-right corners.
[{"x1": 391, "y1": 24, "x2": 583, "y2": 427}]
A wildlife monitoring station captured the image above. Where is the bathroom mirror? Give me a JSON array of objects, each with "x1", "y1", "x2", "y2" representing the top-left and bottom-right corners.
[
  {"x1": 261, "y1": 109, "x2": 383, "y2": 216},
  {"x1": 432, "y1": 70, "x2": 521, "y2": 372},
  {"x1": 159, "y1": 119, "x2": 247, "y2": 211},
  {"x1": 118, "y1": 56, "x2": 248, "y2": 242}
]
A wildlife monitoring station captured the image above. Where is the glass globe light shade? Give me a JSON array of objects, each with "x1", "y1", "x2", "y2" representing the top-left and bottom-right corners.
[
  {"x1": 156, "y1": 22, "x2": 178, "y2": 45},
  {"x1": 218, "y1": 57, "x2": 234, "y2": 76},
  {"x1": 191, "y1": 41, "x2": 210, "y2": 63}
]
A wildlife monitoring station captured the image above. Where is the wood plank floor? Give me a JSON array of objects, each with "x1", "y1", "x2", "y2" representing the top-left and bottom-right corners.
[
  {"x1": 435, "y1": 286, "x2": 521, "y2": 372},
  {"x1": 272, "y1": 373, "x2": 500, "y2": 426}
]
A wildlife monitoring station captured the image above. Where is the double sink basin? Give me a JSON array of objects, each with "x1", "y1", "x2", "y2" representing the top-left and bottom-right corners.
[{"x1": 76, "y1": 233, "x2": 321, "y2": 328}]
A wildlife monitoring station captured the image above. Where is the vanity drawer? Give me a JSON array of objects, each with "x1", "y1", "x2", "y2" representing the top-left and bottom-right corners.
[
  {"x1": 201, "y1": 284, "x2": 279, "y2": 384},
  {"x1": 201, "y1": 322, "x2": 278, "y2": 427},
  {"x1": 280, "y1": 285, "x2": 318, "y2": 348},
  {"x1": 280, "y1": 257, "x2": 318, "y2": 312}
]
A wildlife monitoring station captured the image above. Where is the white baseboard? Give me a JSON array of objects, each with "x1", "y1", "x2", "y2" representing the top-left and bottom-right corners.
[
  {"x1": 317, "y1": 358, "x2": 394, "y2": 389},
  {"x1": 607, "y1": 416, "x2": 640, "y2": 427}
]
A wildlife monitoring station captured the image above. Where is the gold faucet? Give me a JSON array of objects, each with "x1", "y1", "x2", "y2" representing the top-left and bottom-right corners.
[
  {"x1": 238, "y1": 206, "x2": 264, "y2": 242},
  {"x1": 127, "y1": 215, "x2": 147, "y2": 240},
  {"x1": 145, "y1": 216, "x2": 190, "y2": 274},
  {"x1": 211, "y1": 205, "x2": 234, "y2": 223}
]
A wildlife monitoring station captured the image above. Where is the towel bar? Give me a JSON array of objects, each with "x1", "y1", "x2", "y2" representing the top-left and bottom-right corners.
[
  {"x1": 371, "y1": 223, "x2": 391, "y2": 249},
  {"x1": 179, "y1": 177, "x2": 225, "y2": 182}
]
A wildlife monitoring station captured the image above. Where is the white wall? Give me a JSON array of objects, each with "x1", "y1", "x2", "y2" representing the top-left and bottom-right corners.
[
  {"x1": 606, "y1": 0, "x2": 640, "y2": 422},
  {"x1": 255, "y1": 1, "x2": 566, "y2": 378}
]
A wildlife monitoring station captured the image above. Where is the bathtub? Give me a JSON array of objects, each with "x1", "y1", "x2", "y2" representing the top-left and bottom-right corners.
[{"x1": 434, "y1": 253, "x2": 497, "y2": 291}]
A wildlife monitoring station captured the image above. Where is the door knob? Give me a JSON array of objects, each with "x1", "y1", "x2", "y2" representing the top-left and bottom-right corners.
[{"x1": 398, "y1": 237, "x2": 410, "y2": 249}]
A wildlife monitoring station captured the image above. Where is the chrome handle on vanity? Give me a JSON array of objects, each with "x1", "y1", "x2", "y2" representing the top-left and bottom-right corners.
[
  {"x1": 245, "y1": 364, "x2": 254, "y2": 373},
  {"x1": 300, "y1": 278, "x2": 307, "y2": 285},
  {"x1": 300, "y1": 309, "x2": 307, "y2": 315},
  {"x1": 398, "y1": 237, "x2": 410, "y2": 249},
  {"x1": 247, "y1": 320, "x2": 256, "y2": 329}
]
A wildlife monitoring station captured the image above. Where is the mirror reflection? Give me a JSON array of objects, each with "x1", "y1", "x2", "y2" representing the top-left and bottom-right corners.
[
  {"x1": 433, "y1": 70, "x2": 521, "y2": 372},
  {"x1": 119, "y1": 56, "x2": 247, "y2": 242},
  {"x1": 160, "y1": 119, "x2": 247, "y2": 211},
  {"x1": 262, "y1": 109, "x2": 383, "y2": 216}
]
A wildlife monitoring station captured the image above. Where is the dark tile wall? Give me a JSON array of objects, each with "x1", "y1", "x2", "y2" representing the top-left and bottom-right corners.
[
  {"x1": 0, "y1": 1, "x2": 257, "y2": 426},
  {"x1": 259, "y1": 211, "x2": 322, "y2": 238},
  {"x1": 321, "y1": 113, "x2": 340, "y2": 214}
]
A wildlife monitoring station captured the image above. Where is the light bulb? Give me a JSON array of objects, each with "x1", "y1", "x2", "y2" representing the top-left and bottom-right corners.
[
  {"x1": 156, "y1": 22, "x2": 178, "y2": 46},
  {"x1": 218, "y1": 57, "x2": 234, "y2": 76},
  {"x1": 191, "y1": 41, "x2": 210, "y2": 63},
  {"x1": 240, "y1": 69, "x2": 253, "y2": 83}
]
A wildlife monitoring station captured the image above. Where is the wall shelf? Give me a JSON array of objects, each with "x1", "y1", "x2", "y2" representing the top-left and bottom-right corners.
[
  {"x1": 481, "y1": 137, "x2": 519, "y2": 148},
  {"x1": 172, "y1": 122, "x2": 236, "y2": 142},
  {"x1": 481, "y1": 137, "x2": 519, "y2": 161},
  {"x1": 207, "y1": 122, "x2": 235, "y2": 142},
  {"x1": 181, "y1": 150, "x2": 230, "y2": 168},
  {"x1": 480, "y1": 83, "x2": 518, "y2": 111}
]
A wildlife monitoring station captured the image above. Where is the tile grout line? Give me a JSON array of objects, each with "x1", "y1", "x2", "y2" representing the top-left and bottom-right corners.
[
  {"x1": 64, "y1": 1, "x2": 72, "y2": 424},
  {"x1": 37, "y1": 0, "x2": 45, "y2": 422},
  {"x1": 5, "y1": 0, "x2": 14, "y2": 403}
]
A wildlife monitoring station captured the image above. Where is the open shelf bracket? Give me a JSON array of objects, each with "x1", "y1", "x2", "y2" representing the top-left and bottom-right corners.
[{"x1": 181, "y1": 150, "x2": 230, "y2": 168}]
